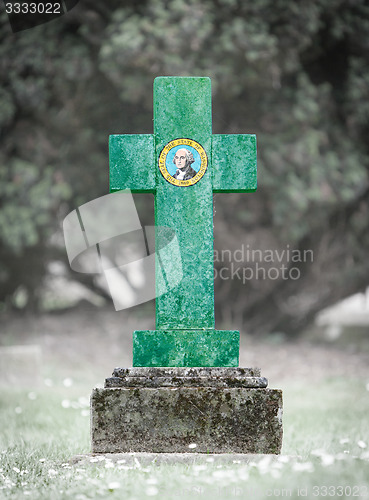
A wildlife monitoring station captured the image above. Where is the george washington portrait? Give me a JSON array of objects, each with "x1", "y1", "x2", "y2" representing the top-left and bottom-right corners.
[{"x1": 172, "y1": 148, "x2": 197, "y2": 180}]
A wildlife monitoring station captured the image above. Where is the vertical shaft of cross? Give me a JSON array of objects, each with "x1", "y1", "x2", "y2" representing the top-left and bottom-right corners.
[{"x1": 154, "y1": 77, "x2": 215, "y2": 330}]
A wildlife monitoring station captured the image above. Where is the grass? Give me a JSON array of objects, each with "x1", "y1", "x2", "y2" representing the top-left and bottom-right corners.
[{"x1": 0, "y1": 377, "x2": 369, "y2": 499}]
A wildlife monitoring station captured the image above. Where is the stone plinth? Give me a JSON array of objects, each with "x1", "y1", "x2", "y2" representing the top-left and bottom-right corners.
[
  {"x1": 133, "y1": 330, "x2": 239, "y2": 367},
  {"x1": 91, "y1": 368, "x2": 283, "y2": 454}
]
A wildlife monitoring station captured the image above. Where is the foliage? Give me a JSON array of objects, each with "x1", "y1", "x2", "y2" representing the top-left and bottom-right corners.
[{"x1": 0, "y1": 0, "x2": 368, "y2": 332}]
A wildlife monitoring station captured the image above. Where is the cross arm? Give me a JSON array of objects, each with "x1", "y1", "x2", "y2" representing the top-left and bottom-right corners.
[
  {"x1": 212, "y1": 134, "x2": 257, "y2": 193},
  {"x1": 109, "y1": 134, "x2": 156, "y2": 193}
]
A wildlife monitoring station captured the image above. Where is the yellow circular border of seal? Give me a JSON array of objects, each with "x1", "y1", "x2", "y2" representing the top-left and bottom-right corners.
[{"x1": 158, "y1": 138, "x2": 208, "y2": 187}]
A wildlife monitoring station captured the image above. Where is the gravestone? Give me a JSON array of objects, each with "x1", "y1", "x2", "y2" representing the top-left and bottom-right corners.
[{"x1": 91, "y1": 77, "x2": 283, "y2": 453}]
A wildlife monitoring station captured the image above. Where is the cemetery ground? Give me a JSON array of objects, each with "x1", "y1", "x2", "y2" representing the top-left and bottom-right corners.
[{"x1": 1, "y1": 305, "x2": 369, "y2": 499}]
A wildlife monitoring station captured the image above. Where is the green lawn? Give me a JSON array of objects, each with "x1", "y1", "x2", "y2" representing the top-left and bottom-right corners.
[{"x1": 1, "y1": 377, "x2": 368, "y2": 499}]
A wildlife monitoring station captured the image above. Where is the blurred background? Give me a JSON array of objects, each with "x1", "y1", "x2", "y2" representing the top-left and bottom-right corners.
[{"x1": 1, "y1": 0, "x2": 369, "y2": 378}]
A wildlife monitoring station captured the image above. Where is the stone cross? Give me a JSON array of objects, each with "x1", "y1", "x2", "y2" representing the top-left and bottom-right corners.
[{"x1": 109, "y1": 77, "x2": 257, "y2": 367}]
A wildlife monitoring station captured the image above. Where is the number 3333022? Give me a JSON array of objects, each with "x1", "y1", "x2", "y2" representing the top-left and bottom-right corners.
[{"x1": 5, "y1": 3, "x2": 62, "y2": 14}]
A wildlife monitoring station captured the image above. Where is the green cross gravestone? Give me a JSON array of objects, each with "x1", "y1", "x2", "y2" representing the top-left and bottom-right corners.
[
  {"x1": 109, "y1": 76, "x2": 256, "y2": 367},
  {"x1": 91, "y1": 76, "x2": 283, "y2": 454}
]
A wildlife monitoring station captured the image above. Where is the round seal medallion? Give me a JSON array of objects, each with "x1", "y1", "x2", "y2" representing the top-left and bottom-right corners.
[{"x1": 158, "y1": 138, "x2": 208, "y2": 187}]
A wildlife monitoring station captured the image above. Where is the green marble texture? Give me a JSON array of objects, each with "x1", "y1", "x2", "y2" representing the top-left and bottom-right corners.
[
  {"x1": 133, "y1": 330, "x2": 239, "y2": 367},
  {"x1": 109, "y1": 76, "x2": 257, "y2": 367},
  {"x1": 109, "y1": 134, "x2": 155, "y2": 193},
  {"x1": 154, "y1": 77, "x2": 214, "y2": 330},
  {"x1": 212, "y1": 134, "x2": 257, "y2": 193}
]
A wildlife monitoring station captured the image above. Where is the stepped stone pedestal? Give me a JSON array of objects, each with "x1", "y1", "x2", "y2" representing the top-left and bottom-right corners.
[{"x1": 91, "y1": 367, "x2": 283, "y2": 454}]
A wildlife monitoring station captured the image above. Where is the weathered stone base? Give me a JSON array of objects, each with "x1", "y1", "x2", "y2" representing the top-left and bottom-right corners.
[{"x1": 91, "y1": 368, "x2": 283, "y2": 454}]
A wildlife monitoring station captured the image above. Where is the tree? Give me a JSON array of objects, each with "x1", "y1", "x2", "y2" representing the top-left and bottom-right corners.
[{"x1": 0, "y1": 0, "x2": 368, "y2": 334}]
